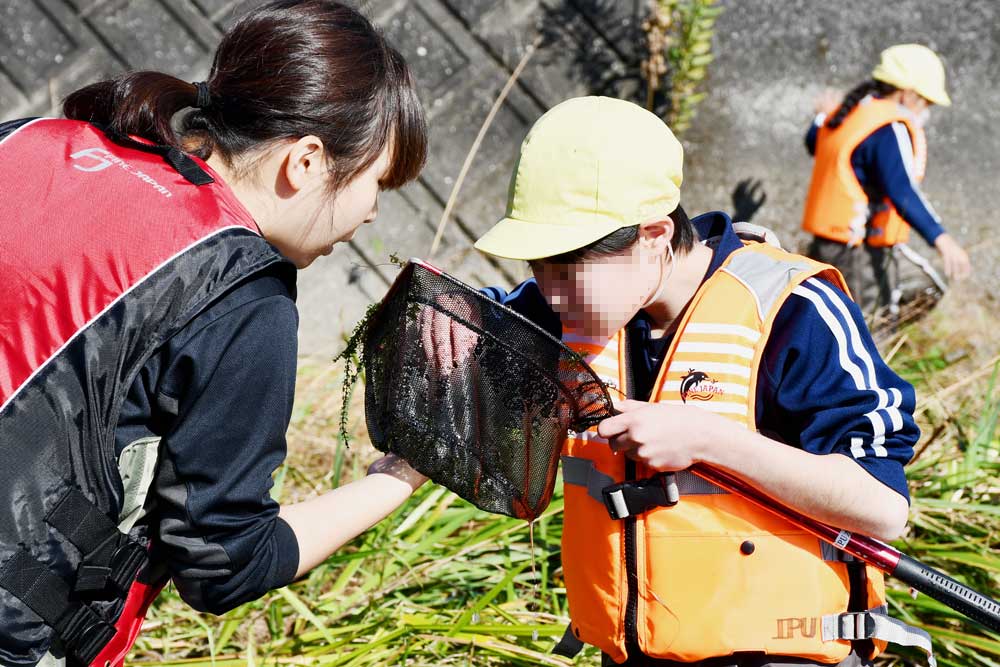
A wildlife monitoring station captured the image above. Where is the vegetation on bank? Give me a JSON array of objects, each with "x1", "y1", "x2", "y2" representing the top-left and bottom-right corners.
[{"x1": 128, "y1": 293, "x2": 999, "y2": 666}]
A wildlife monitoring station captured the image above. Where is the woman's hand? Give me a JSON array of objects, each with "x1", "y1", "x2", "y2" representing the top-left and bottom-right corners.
[
  {"x1": 934, "y1": 233, "x2": 972, "y2": 281},
  {"x1": 367, "y1": 453, "x2": 428, "y2": 491},
  {"x1": 280, "y1": 454, "x2": 429, "y2": 579},
  {"x1": 596, "y1": 399, "x2": 732, "y2": 471}
]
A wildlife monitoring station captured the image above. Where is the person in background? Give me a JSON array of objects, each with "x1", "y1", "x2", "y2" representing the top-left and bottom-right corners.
[{"x1": 801, "y1": 44, "x2": 971, "y2": 321}]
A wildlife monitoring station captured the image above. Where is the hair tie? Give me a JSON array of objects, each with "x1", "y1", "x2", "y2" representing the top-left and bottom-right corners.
[{"x1": 192, "y1": 81, "x2": 212, "y2": 109}]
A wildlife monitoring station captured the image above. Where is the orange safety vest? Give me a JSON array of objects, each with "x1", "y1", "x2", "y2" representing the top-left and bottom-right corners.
[
  {"x1": 560, "y1": 242, "x2": 889, "y2": 664},
  {"x1": 802, "y1": 97, "x2": 927, "y2": 248}
]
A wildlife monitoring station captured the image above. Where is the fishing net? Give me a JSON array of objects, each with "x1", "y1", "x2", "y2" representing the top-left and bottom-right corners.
[{"x1": 356, "y1": 259, "x2": 614, "y2": 521}]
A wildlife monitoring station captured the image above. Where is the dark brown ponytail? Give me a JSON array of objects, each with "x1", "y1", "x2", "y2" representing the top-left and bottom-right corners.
[
  {"x1": 64, "y1": 73, "x2": 203, "y2": 148},
  {"x1": 826, "y1": 79, "x2": 898, "y2": 129},
  {"x1": 63, "y1": 0, "x2": 427, "y2": 192}
]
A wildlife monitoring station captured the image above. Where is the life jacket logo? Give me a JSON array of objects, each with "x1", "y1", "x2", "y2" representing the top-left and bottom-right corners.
[
  {"x1": 773, "y1": 617, "x2": 818, "y2": 639},
  {"x1": 70, "y1": 147, "x2": 173, "y2": 198},
  {"x1": 70, "y1": 147, "x2": 114, "y2": 172},
  {"x1": 679, "y1": 369, "x2": 724, "y2": 403}
]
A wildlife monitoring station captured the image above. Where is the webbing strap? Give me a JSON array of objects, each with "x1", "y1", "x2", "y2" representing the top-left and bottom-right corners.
[
  {"x1": 562, "y1": 457, "x2": 729, "y2": 500},
  {"x1": 0, "y1": 550, "x2": 116, "y2": 665},
  {"x1": 103, "y1": 129, "x2": 214, "y2": 186},
  {"x1": 46, "y1": 487, "x2": 148, "y2": 595},
  {"x1": 561, "y1": 456, "x2": 612, "y2": 504},
  {"x1": 674, "y1": 470, "x2": 729, "y2": 495},
  {"x1": 822, "y1": 606, "x2": 936, "y2": 667},
  {"x1": 48, "y1": 488, "x2": 119, "y2": 562},
  {"x1": 552, "y1": 623, "x2": 584, "y2": 658}
]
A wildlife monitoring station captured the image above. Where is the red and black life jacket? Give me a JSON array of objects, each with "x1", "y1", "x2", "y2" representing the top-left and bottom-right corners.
[{"x1": 0, "y1": 119, "x2": 293, "y2": 666}]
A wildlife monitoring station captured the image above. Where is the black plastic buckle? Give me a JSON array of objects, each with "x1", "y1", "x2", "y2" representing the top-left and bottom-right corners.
[
  {"x1": 108, "y1": 540, "x2": 148, "y2": 594},
  {"x1": 74, "y1": 536, "x2": 148, "y2": 596},
  {"x1": 601, "y1": 473, "x2": 679, "y2": 520},
  {"x1": 75, "y1": 564, "x2": 113, "y2": 593},
  {"x1": 58, "y1": 603, "x2": 117, "y2": 665}
]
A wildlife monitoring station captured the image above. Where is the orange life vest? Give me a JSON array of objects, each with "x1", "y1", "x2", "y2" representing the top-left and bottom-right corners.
[
  {"x1": 560, "y1": 242, "x2": 889, "y2": 664},
  {"x1": 802, "y1": 97, "x2": 927, "y2": 247}
]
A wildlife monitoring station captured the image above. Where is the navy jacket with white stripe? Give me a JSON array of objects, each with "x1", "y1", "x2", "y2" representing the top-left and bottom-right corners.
[
  {"x1": 805, "y1": 115, "x2": 946, "y2": 245},
  {"x1": 483, "y1": 213, "x2": 918, "y2": 501}
]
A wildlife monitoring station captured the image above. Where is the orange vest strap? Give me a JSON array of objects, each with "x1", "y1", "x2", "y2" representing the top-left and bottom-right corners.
[{"x1": 562, "y1": 455, "x2": 680, "y2": 520}]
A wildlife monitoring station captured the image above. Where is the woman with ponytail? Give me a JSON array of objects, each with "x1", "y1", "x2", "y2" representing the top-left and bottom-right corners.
[
  {"x1": 0, "y1": 2, "x2": 427, "y2": 665},
  {"x1": 801, "y1": 44, "x2": 970, "y2": 320}
]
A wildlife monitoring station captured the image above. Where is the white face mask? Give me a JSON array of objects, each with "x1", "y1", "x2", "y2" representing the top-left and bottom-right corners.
[{"x1": 915, "y1": 108, "x2": 931, "y2": 128}]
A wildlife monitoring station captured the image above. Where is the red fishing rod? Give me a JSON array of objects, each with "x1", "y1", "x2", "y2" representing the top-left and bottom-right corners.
[{"x1": 688, "y1": 463, "x2": 1000, "y2": 632}]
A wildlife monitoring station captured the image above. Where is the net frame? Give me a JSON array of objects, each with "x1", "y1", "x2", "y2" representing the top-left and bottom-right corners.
[{"x1": 360, "y1": 259, "x2": 615, "y2": 520}]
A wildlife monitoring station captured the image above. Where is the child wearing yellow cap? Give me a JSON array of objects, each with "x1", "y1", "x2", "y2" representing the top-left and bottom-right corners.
[
  {"x1": 476, "y1": 96, "x2": 933, "y2": 666},
  {"x1": 802, "y1": 44, "x2": 970, "y2": 322}
]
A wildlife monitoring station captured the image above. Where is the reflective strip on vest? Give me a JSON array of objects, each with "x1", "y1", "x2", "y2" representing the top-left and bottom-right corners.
[{"x1": 722, "y1": 250, "x2": 819, "y2": 321}]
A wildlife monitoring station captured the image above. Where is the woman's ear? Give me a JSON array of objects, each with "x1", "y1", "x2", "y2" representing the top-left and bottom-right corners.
[{"x1": 282, "y1": 135, "x2": 328, "y2": 194}]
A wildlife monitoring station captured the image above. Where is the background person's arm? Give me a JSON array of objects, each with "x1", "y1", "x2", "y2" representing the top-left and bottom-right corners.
[{"x1": 864, "y1": 123, "x2": 971, "y2": 279}]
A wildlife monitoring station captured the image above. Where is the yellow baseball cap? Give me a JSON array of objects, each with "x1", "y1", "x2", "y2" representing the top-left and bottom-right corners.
[
  {"x1": 474, "y1": 96, "x2": 683, "y2": 261},
  {"x1": 872, "y1": 44, "x2": 951, "y2": 107}
]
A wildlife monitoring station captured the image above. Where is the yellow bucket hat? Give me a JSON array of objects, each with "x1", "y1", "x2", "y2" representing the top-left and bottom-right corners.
[
  {"x1": 474, "y1": 96, "x2": 683, "y2": 261},
  {"x1": 872, "y1": 44, "x2": 951, "y2": 107}
]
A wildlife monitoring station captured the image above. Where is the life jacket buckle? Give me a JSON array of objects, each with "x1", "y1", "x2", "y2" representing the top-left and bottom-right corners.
[
  {"x1": 75, "y1": 564, "x2": 113, "y2": 593},
  {"x1": 601, "y1": 473, "x2": 680, "y2": 520},
  {"x1": 74, "y1": 534, "x2": 148, "y2": 597},
  {"x1": 57, "y1": 602, "x2": 117, "y2": 665},
  {"x1": 108, "y1": 539, "x2": 148, "y2": 594},
  {"x1": 833, "y1": 610, "x2": 879, "y2": 641}
]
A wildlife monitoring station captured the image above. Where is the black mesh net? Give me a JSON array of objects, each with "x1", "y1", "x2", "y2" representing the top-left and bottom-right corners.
[{"x1": 361, "y1": 260, "x2": 614, "y2": 521}]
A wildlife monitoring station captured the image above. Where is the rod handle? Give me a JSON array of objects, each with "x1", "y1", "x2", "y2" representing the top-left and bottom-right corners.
[{"x1": 893, "y1": 552, "x2": 1000, "y2": 632}]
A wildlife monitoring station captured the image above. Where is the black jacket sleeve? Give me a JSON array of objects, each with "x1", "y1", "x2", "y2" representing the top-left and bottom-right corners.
[{"x1": 116, "y1": 267, "x2": 300, "y2": 614}]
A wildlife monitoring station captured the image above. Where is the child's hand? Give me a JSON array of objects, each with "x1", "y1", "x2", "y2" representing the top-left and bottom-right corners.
[
  {"x1": 597, "y1": 399, "x2": 730, "y2": 471},
  {"x1": 417, "y1": 296, "x2": 479, "y2": 376},
  {"x1": 934, "y1": 233, "x2": 972, "y2": 281}
]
